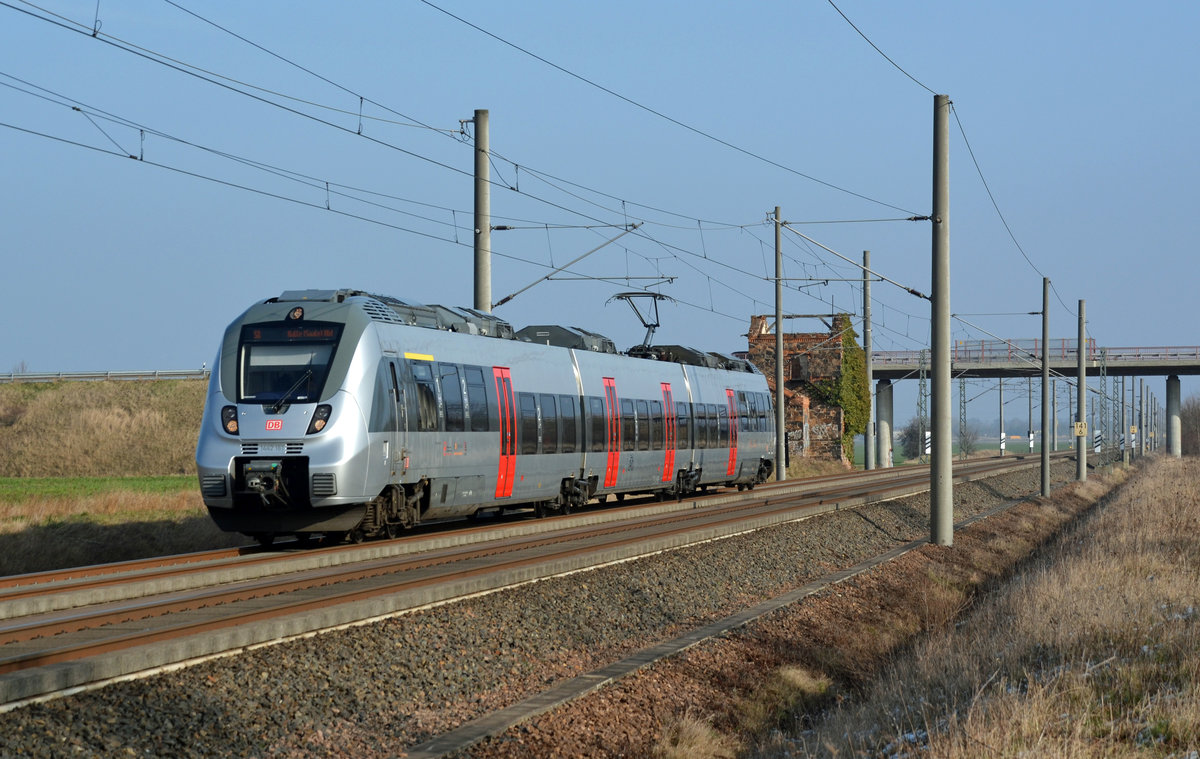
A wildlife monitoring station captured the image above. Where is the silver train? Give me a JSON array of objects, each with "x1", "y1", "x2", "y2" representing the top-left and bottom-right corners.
[{"x1": 196, "y1": 289, "x2": 776, "y2": 543}]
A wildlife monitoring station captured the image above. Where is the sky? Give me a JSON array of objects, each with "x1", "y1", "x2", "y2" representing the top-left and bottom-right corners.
[{"x1": 2, "y1": 0, "x2": 1198, "y2": 426}]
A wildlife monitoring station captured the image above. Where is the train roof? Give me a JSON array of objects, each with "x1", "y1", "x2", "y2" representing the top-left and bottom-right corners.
[
  {"x1": 269, "y1": 289, "x2": 756, "y2": 372},
  {"x1": 273, "y1": 289, "x2": 515, "y2": 339},
  {"x1": 515, "y1": 325, "x2": 617, "y2": 354}
]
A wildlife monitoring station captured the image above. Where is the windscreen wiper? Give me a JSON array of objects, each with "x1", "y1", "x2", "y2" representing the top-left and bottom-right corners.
[{"x1": 270, "y1": 369, "x2": 312, "y2": 414}]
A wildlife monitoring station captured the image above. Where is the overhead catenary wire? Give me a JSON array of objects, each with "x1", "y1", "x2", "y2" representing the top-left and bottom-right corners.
[
  {"x1": 2, "y1": 1, "x2": 984, "y2": 355},
  {"x1": 416, "y1": 0, "x2": 920, "y2": 217},
  {"x1": 824, "y1": 0, "x2": 938, "y2": 96},
  {"x1": 7, "y1": 0, "x2": 885, "y2": 302},
  {"x1": 4, "y1": 60, "x2": 789, "y2": 326},
  {"x1": 824, "y1": 0, "x2": 1080, "y2": 336},
  {"x1": 0, "y1": 116, "x2": 763, "y2": 327},
  {"x1": 4, "y1": 0, "x2": 686, "y2": 240},
  {"x1": 950, "y1": 104, "x2": 1073, "y2": 318},
  {"x1": 20, "y1": 0, "x2": 902, "y2": 240},
  {"x1": 0, "y1": 71, "x2": 571, "y2": 234},
  {"x1": 780, "y1": 222, "x2": 930, "y2": 300}
]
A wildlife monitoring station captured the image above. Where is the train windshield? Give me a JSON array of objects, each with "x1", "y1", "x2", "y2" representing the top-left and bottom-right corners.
[{"x1": 238, "y1": 322, "x2": 343, "y2": 405}]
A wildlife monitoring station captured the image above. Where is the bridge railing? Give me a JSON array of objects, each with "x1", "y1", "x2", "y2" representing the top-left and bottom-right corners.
[
  {"x1": 1102, "y1": 346, "x2": 1200, "y2": 361},
  {"x1": 0, "y1": 370, "x2": 211, "y2": 384},
  {"x1": 873, "y1": 340, "x2": 1200, "y2": 365}
]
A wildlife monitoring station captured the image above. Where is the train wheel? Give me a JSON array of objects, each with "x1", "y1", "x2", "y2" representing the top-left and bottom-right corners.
[{"x1": 252, "y1": 532, "x2": 275, "y2": 548}]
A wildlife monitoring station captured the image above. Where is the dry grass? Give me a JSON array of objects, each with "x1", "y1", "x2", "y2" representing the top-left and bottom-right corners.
[
  {"x1": 753, "y1": 458, "x2": 1200, "y2": 758},
  {"x1": 788, "y1": 459, "x2": 853, "y2": 479},
  {"x1": 0, "y1": 489, "x2": 245, "y2": 575},
  {"x1": 736, "y1": 667, "x2": 833, "y2": 733},
  {"x1": 0, "y1": 489, "x2": 203, "y2": 532},
  {"x1": 0, "y1": 380, "x2": 240, "y2": 573},
  {"x1": 0, "y1": 380, "x2": 206, "y2": 477},
  {"x1": 653, "y1": 713, "x2": 740, "y2": 759}
]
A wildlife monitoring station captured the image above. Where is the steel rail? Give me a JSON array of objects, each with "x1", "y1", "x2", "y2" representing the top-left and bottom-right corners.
[
  {"x1": 0, "y1": 453, "x2": 1061, "y2": 680},
  {"x1": 0, "y1": 547, "x2": 252, "y2": 594}
]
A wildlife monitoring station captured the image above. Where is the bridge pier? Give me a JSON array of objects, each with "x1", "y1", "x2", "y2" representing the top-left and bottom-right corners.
[
  {"x1": 1167, "y1": 374, "x2": 1181, "y2": 457},
  {"x1": 876, "y1": 379, "x2": 893, "y2": 468}
]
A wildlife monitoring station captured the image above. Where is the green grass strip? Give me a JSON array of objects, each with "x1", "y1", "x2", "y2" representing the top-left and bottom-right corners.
[{"x1": 0, "y1": 475, "x2": 195, "y2": 503}]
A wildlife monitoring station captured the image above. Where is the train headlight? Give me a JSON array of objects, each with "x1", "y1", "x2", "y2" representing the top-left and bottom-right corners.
[
  {"x1": 221, "y1": 406, "x2": 239, "y2": 435},
  {"x1": 307, "y1": 404, "x2": 332, "y2": 435}
]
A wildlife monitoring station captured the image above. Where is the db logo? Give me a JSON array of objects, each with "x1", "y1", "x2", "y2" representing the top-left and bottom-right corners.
[{"x1": 265, "y1": 419, "x2": 284, "y2": 431}]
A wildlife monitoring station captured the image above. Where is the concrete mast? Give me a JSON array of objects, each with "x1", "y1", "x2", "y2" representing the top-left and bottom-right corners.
[
  {"x1": 1076, "y1": 300, "x2": 1087, "y2": 481},
  {"x1": 473, "y1": 109, "x2": 491, "y2": 312},
  {"x1": 863, "y1": 250, "x2": 875, "y2": 470},
  {"x1": 931, "y1": 94, "x2": 953, "y2": 545},
  {"x1": 1167, "y1": 375, "x2": 1181, "y2": 457},
  {"x1": 774, "y1": 207, "x2": 786, "y2": 480},
  {"x1": 1040, "y1": 277, "x2": 1050, "y2": 495}
]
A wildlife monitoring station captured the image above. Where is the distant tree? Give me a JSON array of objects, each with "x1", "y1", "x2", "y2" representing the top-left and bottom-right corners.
[
  {"x1": 958, "y1": 422, "x2": 979, "y2": 457},
  {"x1": 899, "y1": 417, "x2": 924, "y2": 460},
  {"x1": 1182, "y1": 395, "x2": 1200, "y2": 455}
]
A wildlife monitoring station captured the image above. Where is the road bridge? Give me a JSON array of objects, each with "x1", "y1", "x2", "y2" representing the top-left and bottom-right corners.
[
  {"x1": 872, "y1": 340, "x2": 1200, "y2": 380},
  {"x1": 867, "y1": 340, "x2": 1199, "y2": 464}
]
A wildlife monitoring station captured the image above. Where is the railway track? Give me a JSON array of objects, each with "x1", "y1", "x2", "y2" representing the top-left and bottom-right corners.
[{"x1": 0, "y1": 453, "x2": 1064, "y2": 709}]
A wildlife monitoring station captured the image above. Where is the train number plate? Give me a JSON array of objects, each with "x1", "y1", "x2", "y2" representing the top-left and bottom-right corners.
[{"x1": 258, "y1": 442, "x2": 286, "y2": 455}]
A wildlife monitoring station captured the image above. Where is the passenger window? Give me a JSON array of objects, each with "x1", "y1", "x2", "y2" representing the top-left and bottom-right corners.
[
  {"x1": 465, "y1": 366, "x2": 489, "y2": 432},
  {"x1": 560, "y1": 396, "x2": 578, "y2": 454},
  {"x1": 368, "y1": 361, "x2": 398, "y2": 432},
  {"x1": 411, "y1": 361, "x2": 438, "y2": 432},
  {"x1": 649, "y1": 400, "x2": 664, "y2": 451},
  {"x1": 676, "y1": 402, "x2": 691, "y2": 450},
  {"x1": 588, "y1": 397, "x2": 606, "y2": 452},
  {"x1": 636, "y1": 400, "x2": 650, "y2": 451},
  {"x1": 621, "y1": 399, "x2": 635, "y2": 451},
  {"x1": 540, "y1": 394, "x2": 558, "y2": 454},
  {"x1": 440, "y1": 364, "x2": 464, "y2": 432},
  {"x1": 519, "y1": 393, "x2": 538, "y2": 455}
]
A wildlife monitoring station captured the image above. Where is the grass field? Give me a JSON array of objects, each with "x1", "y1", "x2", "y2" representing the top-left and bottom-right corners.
[
  {"x1": 747, "y1": 457, "x2": 1200, "y2": 757},
  {"x1": 0, "y1": 475, "x2": 195, "y2": 503},
  {"x1": 0, "y1": 379, "x2": 205, "y2": 477},
  {"x1": 5, "y1": 380, "x2": 1196, "y2": 755}
]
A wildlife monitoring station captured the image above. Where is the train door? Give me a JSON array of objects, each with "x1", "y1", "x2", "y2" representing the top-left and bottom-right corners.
[
  {"x1": 603, "y1": 377, "x2": 620, "y2": 488},
  {"x1": 492, "y1": 367, "x2": 516, "y2": 498},
  {"x1": 386, "y1": 356, "x2": 405, "y2": 477},
  {"x1": 725, "y1": 388, "x2": 738, "y2": 476},
  {"x1": 661, "y1": 383, "x2": 676, "y2": 482}
]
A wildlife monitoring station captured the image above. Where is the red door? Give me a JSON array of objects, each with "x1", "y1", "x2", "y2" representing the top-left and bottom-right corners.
[
  {"x1": 725, "y1": 388, "x2": 738, "y2": 477},
  {"x1": 493, "y1": 367, "x2": 516, "y2": 498},
  {"x1": 603, "y1": 377, "x2": 620, "y2": 488},
  {"x1": 661, "y1": 383, "x2": 676, "y2": 482}
]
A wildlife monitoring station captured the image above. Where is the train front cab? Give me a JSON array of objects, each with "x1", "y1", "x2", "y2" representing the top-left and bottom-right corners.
[{"x1": 197, "y1": 304, "x2": 375, "y2": 538}]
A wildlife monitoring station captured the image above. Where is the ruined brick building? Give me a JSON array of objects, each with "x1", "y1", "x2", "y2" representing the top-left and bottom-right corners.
[{"x1": 744, "y1": 314, "x2": 858, "y2": 466}]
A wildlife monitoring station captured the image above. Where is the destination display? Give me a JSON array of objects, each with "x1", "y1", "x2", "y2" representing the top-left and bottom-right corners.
[{"x1": 242, "y1": 322, "x2": 341, "y2": 343}]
